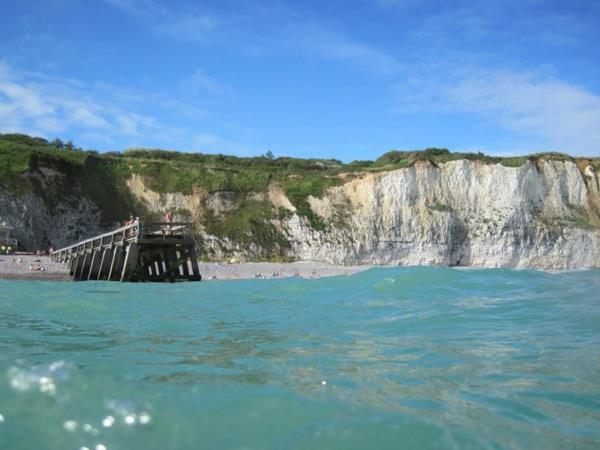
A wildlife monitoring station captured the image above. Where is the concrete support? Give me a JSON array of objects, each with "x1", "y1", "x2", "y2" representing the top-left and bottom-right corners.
[
  {"x1": 73, "y1": 255, "x2": 83, "y2": 278},
  {"x1": 139, "y1": 256, "x2": 147, "y2": 275},
  {"x1": 97, "y1": 248, "x2": 113, "y2": 280},
  {"x1": 152, "y1": 253, "x2": 163, "y2": 278},
  {"x1": 69, "y1": 256, "x2": 78, "y2": 276},
  {"x1": 78, "y1": 253, "x2": 92, "y2": 281},
  {"x1": 161, "y1": 247, "x2": 177, "y2": 281},
  {"x1": 161, "y1": 251, "x2": 167, "y2": 273},
  {"x1": 108, "y1": 246, "x2": 124, "y2": 281},
  {"x1": 87, "y1": 250, "x2": 102, "y2": 280},
  {"x1": 168, "y1": 248, "x2": 180, "y2": 276},
  {"x1": 121, "y1": 243, "x2": 140, "y2": 281},
  {"x1": 179, "y1": 248, "x2": 190, "y2": 278},
  {"x1": 188, "y1": 246, "x2": 201, "y2": 281},
  {"x1": 147, "y1": 256, "x2": 154, "y2": 276}
]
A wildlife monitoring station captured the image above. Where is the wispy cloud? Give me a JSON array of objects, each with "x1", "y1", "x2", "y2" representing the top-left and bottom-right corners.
[
  {"x1": 251, "y1": 22, "x2": 403, "y2": 78},
  {"x1": 393, "y1": 67, "x2": 600, "y2": 154},
  {"x1": 103, "y1": 0, "x2": 218, "y2": 44},
  {"x1": 303, "y1": 26, "x2": 401, "y2": 78},
  {"x1": 373, "y1": 0, "x2": 600, "y2": 48},
  {"x1": 183, "y1": 68, "x2": 230, "y2": 95},
  {"x1": 374, "y1": 0, "x2": 431, "y2": 9},
  {"x1": 91, "y1": 81, "x2": 208, "y2": 120},
  {"x1": 104, "y1": 0, "x2": 401, "y2": 78}
]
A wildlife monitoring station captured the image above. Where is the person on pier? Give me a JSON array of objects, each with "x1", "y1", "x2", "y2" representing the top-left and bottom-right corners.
[{"x1": 164, "y1": 211, "x2": 174, "y2": 235}]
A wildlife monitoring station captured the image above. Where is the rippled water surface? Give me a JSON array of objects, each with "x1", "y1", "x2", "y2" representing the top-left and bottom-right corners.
[{"x1": 1, "y1": 268, "x2": 599, "y2": 450}]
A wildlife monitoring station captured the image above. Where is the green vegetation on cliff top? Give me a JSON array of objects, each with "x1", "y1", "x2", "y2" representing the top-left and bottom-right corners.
[
  {"x1": 1, "y1": 133, "x2": 598, "y2": 257},
  {"x1": 2, "y1": 133, "x2": 596, "y2": 190}
]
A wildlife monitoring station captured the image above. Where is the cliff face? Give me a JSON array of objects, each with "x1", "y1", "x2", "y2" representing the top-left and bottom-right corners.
[
  {"x1": 1, "y1": 156, "x2": 599, "y2": 269},
  {"x1": 282, "y1": 159, "x2": 600, "y2": 269},
  {"x1": 124, "y1": 158, "x2": 600, "y2": 269},
  {"x1": 0, "y1": 167, "x2": 104, "y2": 250}
]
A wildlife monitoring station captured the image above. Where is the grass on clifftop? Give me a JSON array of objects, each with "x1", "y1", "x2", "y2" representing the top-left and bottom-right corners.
[
  {"x1": 3, "y1": 133, "x2": 596, "y2": 190},
  {"x1": 0, "y1": 134, "x2": 145, "y2": 227}
]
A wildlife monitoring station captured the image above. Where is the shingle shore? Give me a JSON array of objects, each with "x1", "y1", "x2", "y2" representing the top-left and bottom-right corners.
[{"x1": 0, "y1": 256, "x2": 370, "y2": 281}]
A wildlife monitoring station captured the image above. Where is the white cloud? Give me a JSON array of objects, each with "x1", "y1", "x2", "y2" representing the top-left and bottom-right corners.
[
  {"x1": 393, "y1": 67, "x2": 600, "y2": 154},
  {"x1": 0, "y1": 60, "x2": 256, "y2": 154},
  {"x1": 0, "y1": 61, "x2": 189, "y2": 147},
  {"x1": 0, "y1": 79, "x2": 54, "y2": 117}
]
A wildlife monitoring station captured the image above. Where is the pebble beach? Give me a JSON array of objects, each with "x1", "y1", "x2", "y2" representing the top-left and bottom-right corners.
[
  {"x1": 0, "y1": 255, "x2": 370, "y2": 281},
  {"x1": 0, "y1": 255, "x2": 71, "y2": 281}
]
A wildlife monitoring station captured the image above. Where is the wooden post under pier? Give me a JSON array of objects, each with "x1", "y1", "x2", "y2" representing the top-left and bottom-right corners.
[{"x1": 51, "y1": 222, "x2": 202, "y2": 282}]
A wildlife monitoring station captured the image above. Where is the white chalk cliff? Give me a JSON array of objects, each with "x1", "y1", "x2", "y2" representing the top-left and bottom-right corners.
[
  {"x1": 2, "y1": 158, "x2": 599, "y2": 269},
  {"x1": 278, "y1": 159, "x2": 600, "y2": 269},
  {"x1": 128, "y1": 158, "x2": 600, "y2": 269}
]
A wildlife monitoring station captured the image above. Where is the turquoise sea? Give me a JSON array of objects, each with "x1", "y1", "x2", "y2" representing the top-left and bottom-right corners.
[{"x1": 1, "y1": 267, "x2": 599, "y2": 450}]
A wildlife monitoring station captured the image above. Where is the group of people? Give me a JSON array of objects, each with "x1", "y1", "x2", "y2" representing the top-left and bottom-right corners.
[
  {"x1": 122, "y1": 212, "x2": 174, "y2": 227},
  {"x1": 254, "y1": 272, "x2": 284, "y2": 279},
  {"x1": 205, "y1": 271, "x2": 320, "y2": 280},
  {"x1": 123, "y1": 215, "x2": 139, "y2": 237},
  {"x1": 29, "y1": 261, "x2": 46, "y2": 272},
  {"x1": 5, "y1": 257, "x2": 47, "y2": 271},
  {"x1": 123, "y1": 215, "x2": 139, "y2": 226}
]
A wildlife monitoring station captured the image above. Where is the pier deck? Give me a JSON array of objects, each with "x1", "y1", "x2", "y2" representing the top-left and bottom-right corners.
[{"x1": 51, "y1": 222, "x2": 201, "y2": 282}]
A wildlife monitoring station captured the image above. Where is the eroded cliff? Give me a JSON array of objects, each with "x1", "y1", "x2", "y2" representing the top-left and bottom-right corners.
[
  {"x1": 125, "y1": 158, "x2": 600, "y2": 269},
  {"x1": 1, "y1": 134, "x2": 599, "y2": 269},
  {"x1": 283, "y1": 159, "x2": 600, "y2": 269}
]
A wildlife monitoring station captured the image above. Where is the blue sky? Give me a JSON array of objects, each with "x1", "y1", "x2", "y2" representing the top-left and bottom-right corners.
[{"x1": 1, "y1": 0, "x2": 600, "y2": 160}]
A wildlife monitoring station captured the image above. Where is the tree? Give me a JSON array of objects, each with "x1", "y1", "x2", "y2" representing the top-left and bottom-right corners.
[
  {"x1": 50, "y1": 138, "x2": 64, "y2": 149},
  {"x1": 265, "y1": 150, "x2": 274, "y2": 159},
  {"x1": 65, "y1": 140, "x2": 74, "y2": 151}
]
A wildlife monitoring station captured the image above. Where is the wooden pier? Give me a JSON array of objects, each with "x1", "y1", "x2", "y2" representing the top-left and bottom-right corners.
[{"x1": 50, "y1": 222, "x2": 201, "y2": 282}]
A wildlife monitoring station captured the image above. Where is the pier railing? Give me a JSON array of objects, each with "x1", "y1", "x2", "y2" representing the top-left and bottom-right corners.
[
  {"x1": 139, "y1": 222, "x2": 193, "y2": 240},
  {"x1": 50, "y1": 222, "x2": 194, "y2": 263},
  {"x1": 51, "y1": 222, "x2": 137, "y2": 263}
]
